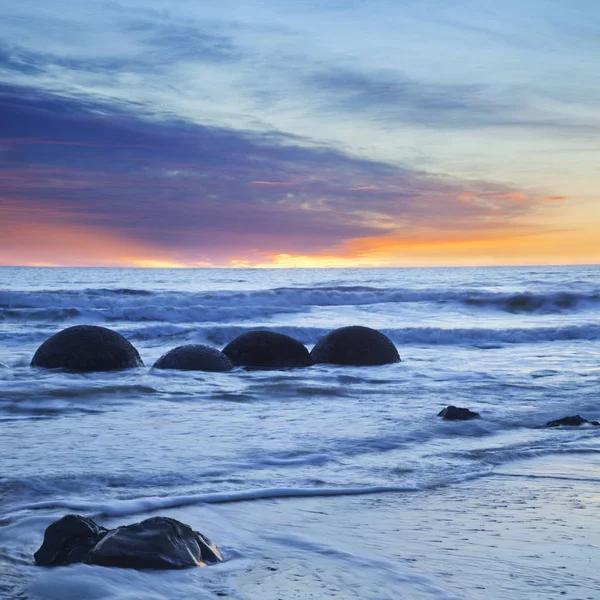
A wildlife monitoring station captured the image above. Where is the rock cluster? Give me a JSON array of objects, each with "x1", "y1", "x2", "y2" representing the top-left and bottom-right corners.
[
  {"x1": 30, "y1": 325, "x2": 401, "y2": 372},
  {"x1": 34, "y1": 514, "x2": 223, "y2": 569}
]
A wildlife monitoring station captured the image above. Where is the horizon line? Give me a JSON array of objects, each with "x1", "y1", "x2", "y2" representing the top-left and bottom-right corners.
[{"x1": 1, "y1": 262, "x2": 598, "y2": 270}]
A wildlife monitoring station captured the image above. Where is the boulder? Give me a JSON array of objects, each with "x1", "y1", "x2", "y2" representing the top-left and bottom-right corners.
[
  {"x1": 153, "y1": 344, "x2": 233, "y2": 372},
  {"x1": 34, "y1": 515, "x2": 223, "y2": 569},
  {"x1": 438, "y1": 405, "x2": 480, "y2": 421},
  {"x1": 222, "y1": 330, "x2": 311, "y2": 369},
  {"x1": 34, "y1": 514, "x2": 108, "y2": 567},
  {"x1": 31, "y1": 325, "x2": 143, "y2": 372},
  {"x1": 310, "y1": 326, "x2": 400, "y2": 366},
  {"x1": 544, "y1": 415, "x2": 600, "y2": 427}
]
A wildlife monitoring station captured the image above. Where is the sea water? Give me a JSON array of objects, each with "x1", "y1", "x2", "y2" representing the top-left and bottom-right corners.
[{"x1": 0, "y1": 266, "x2": 599, "y2": 599}]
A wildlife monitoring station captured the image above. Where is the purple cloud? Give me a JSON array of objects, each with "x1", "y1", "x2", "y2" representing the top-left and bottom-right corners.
[{"x1": 0, "y1": 83, "x2": 553, "y2": 264}]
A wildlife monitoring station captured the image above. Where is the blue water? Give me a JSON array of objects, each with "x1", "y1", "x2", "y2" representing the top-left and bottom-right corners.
[{"x1": 1, "y1": 266, "x2": 599, "y2": 599}]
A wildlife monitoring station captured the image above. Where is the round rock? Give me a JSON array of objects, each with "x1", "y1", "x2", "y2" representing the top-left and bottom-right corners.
[
  {"x1": 310, "y1": 325, "x2": 400, "y2": 366},
  {"x1": 222, "y1": 330, "x2": 311, "y2": 369},
  {"x1": 153, "y1": 344, "x2": 233, "y2": 372},
  {"x1": 31, "y1": 325, "x2": 144, "y2": 372}
]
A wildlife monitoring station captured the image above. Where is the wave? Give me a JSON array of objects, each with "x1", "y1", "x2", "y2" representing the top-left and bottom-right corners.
[
  {"x1": 445, "y1": 443, "x2": 600, "y2": 472},
  {"x1": 3, "y1": 321, "x2": 600, "y2": 348},
  {"x1": 1, "y1": 287, "x2": 600, "y2": 324},
  {"x1": 53, "y1": 322, "x2": 600, "y2": 346},
  {"x1": 193, "y1": 323, "x2": 600, "y2": 346},
  {"x1": 21, "y1": 475, "x2": 495, "y2": 518},
  {"x1": 0, "y1": 303, "x2": 301, "y2": 324}
]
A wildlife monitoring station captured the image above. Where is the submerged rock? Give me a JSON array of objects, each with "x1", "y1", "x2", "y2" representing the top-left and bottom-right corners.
[
  {"x1": 438, "y1": 406, "x2": 481, "y2": 421},
  {"x1": 544, "y1": 415, "x2": 600, "y2": 428},
  {"x1": 153, "y1": 344, "x2": 233, "y2": 372},
  {"x1": 310, "y1": 326, "x2": 400, "y2": 366},
  {"x1": 222, "y1": 330, "x2": 311, "y2": 369},
  {"x1": 35, "y1": 515, "x2": 223, "y2": 569},
  {"x1": 31, "y1": 325, "x2": 143, "y2": 372}
]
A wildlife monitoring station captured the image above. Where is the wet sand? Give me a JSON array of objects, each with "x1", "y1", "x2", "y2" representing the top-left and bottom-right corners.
[
  {"x1": 226, "y1": 454, "x2": 600, "y2": 599},
  {"x1": 8, "y1": 454, "x2": 600, "y2": 599}
]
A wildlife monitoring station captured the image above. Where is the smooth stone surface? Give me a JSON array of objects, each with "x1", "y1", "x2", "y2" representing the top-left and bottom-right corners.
[
  {"x1": 34, "y1": 515, "x2": 223, "y2": 569},
  {"x1": 544, "y1": 415, "x2": 600, "y2": 427},
  {"x1": 34, "y1": 514, "x2": 108, "y2": 567},
  {"x1": 31, "y1": 325, "x2": 143, "y2": 372},
  {"x1": 89, "y1": 517, "x2": 223, "y2": 569},
  {"x1": 438, "y1": 405, "x2": 481, "y2": 421},
  {"x1": 153, "y1": 344, "x2": 233, "y2": 372},
  {"x1": 222, "y1": 330, "x2": 311, "y2": 369},
  {"x1": 310, "y1": 326, "x2": 400, "y2": 366}
]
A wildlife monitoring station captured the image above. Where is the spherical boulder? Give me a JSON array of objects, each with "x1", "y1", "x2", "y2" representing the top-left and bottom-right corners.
[
  {"x1": 310, "y1": 325, "x2": 400, "y2": 366},
  {"x1": 153, "y1": 344, "x2": 233, "y2": 372},
  {"x1": 222, "y1": 330, "x2": 311, "y2": 369},
  {"x1": 31, "y1": 325, "x2": 143, "y2": 372}
]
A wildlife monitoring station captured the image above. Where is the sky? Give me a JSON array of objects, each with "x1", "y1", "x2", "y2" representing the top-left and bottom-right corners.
[{"x1": 1, "y1": 0, "x2": 599, "y2": 267}]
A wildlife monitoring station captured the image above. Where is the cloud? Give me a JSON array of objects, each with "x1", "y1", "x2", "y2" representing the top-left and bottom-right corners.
[
  {"x1": 0, "y1": 17, "x2": 242, "y2": 85},
  {"x1": 0, "y1": 44, "x2": 46, "y2": 76},
  {"x1": 305, "y1": 65, "x2": 600, "y2": 133},
  {"x1": 309, "y1": 67, "x2": 490, "y2": 124},
  {"x1": 125, "y1": 20, "x2": 242, "y2": 64},
  {"x1": 0, "y1": 83, "x2": 562, "y2": 266}
]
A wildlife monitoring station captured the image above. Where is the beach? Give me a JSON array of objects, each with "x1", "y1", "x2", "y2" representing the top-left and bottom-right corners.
[{"x1": 1, "y1": 265, "x2": 599, "y2": 599}]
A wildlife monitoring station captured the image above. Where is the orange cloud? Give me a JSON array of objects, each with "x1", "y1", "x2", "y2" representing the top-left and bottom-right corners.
[
  {"x1": 0, "y1": 202, "x2": 197, "y2": 268},
  {"x1": 238, "y1": 224, "x2": 600, "y2": 268}
]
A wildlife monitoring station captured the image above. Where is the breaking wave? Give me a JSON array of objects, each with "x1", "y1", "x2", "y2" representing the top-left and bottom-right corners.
[{"x1": 1, "y1": 288, "x2": 600, "y2": 325}]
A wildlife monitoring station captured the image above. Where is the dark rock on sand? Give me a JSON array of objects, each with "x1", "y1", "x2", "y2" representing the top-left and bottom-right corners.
[
  {"x1": 310, "y1": 326, "x2": 400, "y2": 366},
  {"x1": 31, "y1": 325, "x2": 143, "y2": 372},
  {"x1": 222, "y1": 330, "x2": 311, "y2": 369},
  {"x1": 35, "y1": 515, "x2": 223, "y2": 569},
  {"x1": 34, "y1": 514, "x2": 108, "y2": 567},
  {"x1": 438, "y1": 405, "x2": 481, "y2": 421},
  {"x1": 544, "y1": 415, "x2": 600, "y2": 427},
  {"x1": 153, "y1": 344, "x2": 233, "y2": 372},
  {"x1": 88, "y1": 517, "x2": 223, "y2": 568}
]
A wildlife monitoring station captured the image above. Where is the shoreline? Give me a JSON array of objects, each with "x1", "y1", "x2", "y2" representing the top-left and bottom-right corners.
[
  {"x1": 23, "y1": 453, "x2": 599, "y2": 600},
  {"x1": 219, "y1": 453, "x2": 600, "y2": 599}
]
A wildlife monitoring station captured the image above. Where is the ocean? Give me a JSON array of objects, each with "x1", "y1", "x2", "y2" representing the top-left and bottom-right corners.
[{"x1": 1, "y1": 265, "x2": 599, "y2": 599}]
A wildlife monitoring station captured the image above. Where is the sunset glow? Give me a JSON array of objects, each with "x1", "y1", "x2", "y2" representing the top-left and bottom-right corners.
[{"x1": 1, "y1": 1, "x2": 599, "y2": 267}]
